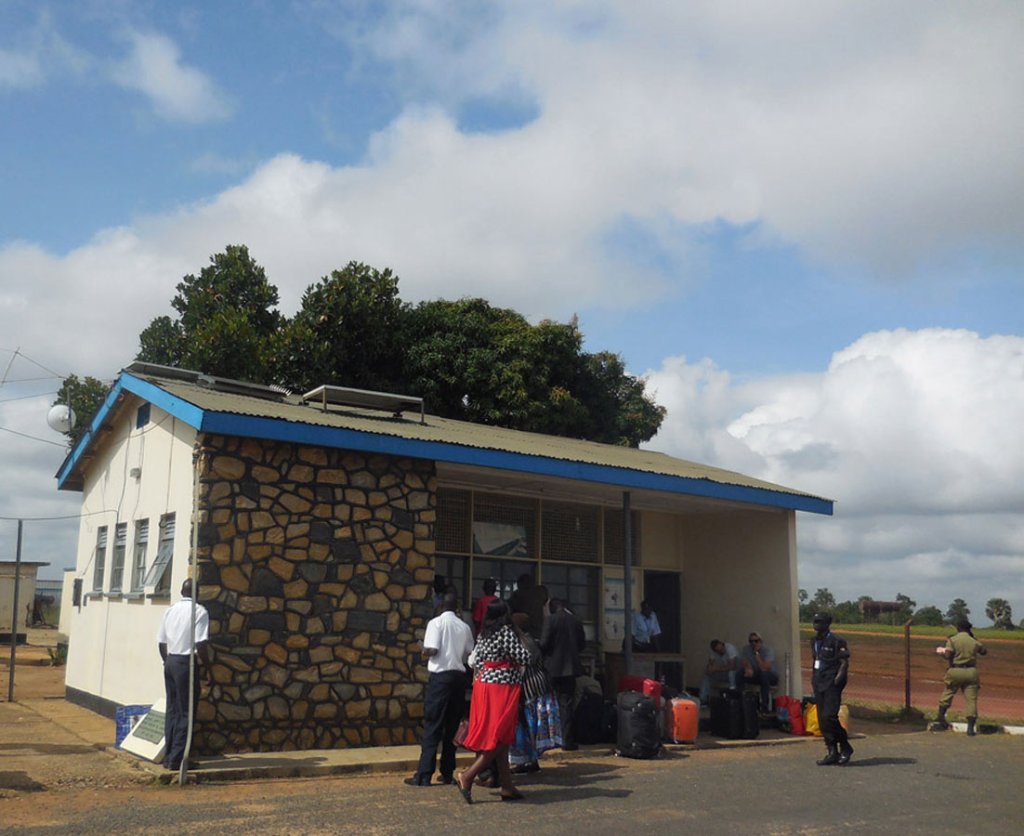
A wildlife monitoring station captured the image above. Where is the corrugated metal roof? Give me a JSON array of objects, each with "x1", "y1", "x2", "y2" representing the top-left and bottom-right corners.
[{"x1": 56, "y1": 369, "x2": 833, "y2": 515}]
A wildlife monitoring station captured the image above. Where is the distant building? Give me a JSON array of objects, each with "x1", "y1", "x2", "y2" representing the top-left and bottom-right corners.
[
  {"x1": 56, "y1": 362, "x2": 833, "y2": 754},
  {"x1": 0, "y1": 560, "x2": 48, "y2": 641}
]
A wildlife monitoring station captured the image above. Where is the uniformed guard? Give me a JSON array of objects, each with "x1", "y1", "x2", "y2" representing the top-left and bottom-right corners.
[
  {"x1": 811, "y1": 612, "x2": 853, "y2": 766},
  {"x1": 933, "y1": 619, "x2": 987, "y2": 736}
]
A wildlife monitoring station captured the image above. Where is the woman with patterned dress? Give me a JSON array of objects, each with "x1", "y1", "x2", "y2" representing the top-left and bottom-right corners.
[
  {"x1": 509, "y1": 612, "x2": 563, "y2": 773},
  {"x1": 456, "y1": 600, "x2": 532, "y2": 803}
]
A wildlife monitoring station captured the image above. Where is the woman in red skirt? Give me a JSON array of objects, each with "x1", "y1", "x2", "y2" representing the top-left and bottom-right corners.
[{"x1": 456, "y1": 599, "x2": 532, "y2": 803}]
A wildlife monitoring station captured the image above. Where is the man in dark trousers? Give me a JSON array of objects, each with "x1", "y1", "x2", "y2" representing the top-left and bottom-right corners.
[
  {"x1": 811, "y1": 611, "x2": 853, "y2": 765},
  {"x1": 405, "y1": 591, "x2": 474, "y2": 786},
  {"x1": 157, "y1": 578, "x2": 212, "y2": 771},
  {"x1": 540, "y1": 598, "x2": 585, "y2": 750}
]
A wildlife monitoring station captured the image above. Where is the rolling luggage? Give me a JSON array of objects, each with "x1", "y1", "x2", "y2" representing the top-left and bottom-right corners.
[
  {"x1": 709, "y1": 689, "x2": 760, "y2": 740},
  {"x1": 664, "y1": 695, "x2": 699, "y2": 743},
  {"x1": 618, "y1": 675, "x2": 663, "y2": 709},
  {"x1": 616, "y1": 691, "x2": 660, "y2": 759},
  {"x1": 574, "y1": 690, "x2": 605, "y2": 744}
]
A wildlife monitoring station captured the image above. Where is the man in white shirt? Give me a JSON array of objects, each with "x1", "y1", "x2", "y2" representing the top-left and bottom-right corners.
[
  {"x1": 405, "y1": 591, "x2": 475, "y2": 787},
  {"x1": 157, "y1": 578, "x2": 212, "y2": 771},
  {"x1": 631, "y1": 600, "x2": 662, "y2": 652}
]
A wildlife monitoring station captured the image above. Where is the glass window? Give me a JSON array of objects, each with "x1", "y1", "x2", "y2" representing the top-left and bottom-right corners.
[
  {"x1": 472, "y1": 557, "x2": 536, "y2": 602},
  {"x1": 109, "y1": 523, "x2": 127, "y2": 592},
  {"x1": 130, "y1": 519, "x2": 149, "y2": 592},
  {"x1": 135, "y1": 403, "x2": 151, "y2": 429},
  {"x1": 92, "y1": 527, "x2": 107, "y2": 592},
  {"x1": 541, "y1": 563, "x2": 600, "y2": 641},
  {"x1": 144, "y1": 514, "x2": 175, "y2": 594},
  {"x1": 434, "y1": 554, "x2": 469, "y2": 609}
]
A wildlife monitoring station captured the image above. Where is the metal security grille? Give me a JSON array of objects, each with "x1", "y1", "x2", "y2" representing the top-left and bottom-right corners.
[
  {"x1": 92, "y1": 527, "x2": 107, "y2": 592},
  {"x1": 603, "y1": 508, "x2": 641, "y2": 565},
  {"x1": 110, "y1": 522, "x2": 127, "y2": 592},
  {"x1": 472, "y1": 492, "x2": 537, "y2": 558},
  {"x1": 436, "y1": 488, "x2": 471, "y2": 553},
  {"x1": 541, "y1": 501, "x2": 599, "y2": 563},
  {"x1": 131, "y1": 519, "x2": 149, "y2": 592}
]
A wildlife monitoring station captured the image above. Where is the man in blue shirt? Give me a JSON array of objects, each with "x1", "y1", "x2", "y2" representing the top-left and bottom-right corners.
[{"x1": 631, "y1": 600, "x2": 661, "y2": 652}]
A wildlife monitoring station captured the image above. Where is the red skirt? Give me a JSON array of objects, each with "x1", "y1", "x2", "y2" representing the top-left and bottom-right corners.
[{"x1": 463, "y1": 680, "x2": 522, "y2": 752}]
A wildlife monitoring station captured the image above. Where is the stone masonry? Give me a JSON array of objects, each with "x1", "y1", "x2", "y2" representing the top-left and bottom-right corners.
[{"x1": 192, "y1": 435, "x2": 437, "y2": 753}]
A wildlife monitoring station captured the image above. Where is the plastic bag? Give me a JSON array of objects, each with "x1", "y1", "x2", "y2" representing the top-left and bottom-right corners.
[{"x1": 803, "y1": 702, "x2": 822, "y2": 736}]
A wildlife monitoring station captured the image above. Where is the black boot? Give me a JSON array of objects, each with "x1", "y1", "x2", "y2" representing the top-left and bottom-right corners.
[
  {"x1": 931, "y1": 707, "x2": 949, "y2": 731},
  {"x1": 816, "y1": 743, "x2": 839, "y2": 766},
  {"x1": 966, "y1": 717, "x2": 976, "y2": 737},
  {"x1": 837, "y1": 741, "x2": 854, "y2": 765}
]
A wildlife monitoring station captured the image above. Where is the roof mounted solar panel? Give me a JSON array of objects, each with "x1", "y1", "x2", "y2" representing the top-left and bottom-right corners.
[
  {"x1": 302, "y1": 384, "x2": 425, "y2": 423},
  {"x1": 124, "y1": 362, "x2": 288, "y2": 401}
]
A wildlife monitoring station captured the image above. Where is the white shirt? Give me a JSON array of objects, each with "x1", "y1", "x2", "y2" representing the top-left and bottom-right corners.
[
  {"x1": 423, "y1": 610, "x2": 474, "y2": 674},
  {"x1": 157, "y1": 597, "x2": 210, "y2": 655},
  {"x1": 632, "y1": 611, "x2": 662, "y2": 645}
]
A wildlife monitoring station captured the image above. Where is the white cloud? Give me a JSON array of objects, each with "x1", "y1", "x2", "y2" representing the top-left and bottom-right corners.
[
  {"x1": 645, "y1": 328, "x2": 1024, "y2": 620},
  {"x1": 111, "y1": 31, "x2": 232, "y2": 123},
  {"x1": 0, "y1": 11, "x2": 90, "y2": 89}
]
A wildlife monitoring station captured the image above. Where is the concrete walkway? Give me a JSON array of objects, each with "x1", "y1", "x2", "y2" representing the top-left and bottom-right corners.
[{"x1": 16, "y1": 695, "x2": 1020, "y2": 787}]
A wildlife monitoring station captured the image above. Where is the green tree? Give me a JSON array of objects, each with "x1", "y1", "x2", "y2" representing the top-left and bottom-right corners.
[
  {"x1": 53, "y1": 375, "x2": 110, "y2": 445},
  {"x1": 832, "y1": 599, "x2": 862, "y2": 624},
  {"x1": 912, "y1": 605, "x2": 945, "y2": 626},
  {"x1": 137, "y1": 245, "x2": 282, "y2": 382},
  {"x1": 810, "y1": 588, "x2": 836, "y2": 613},
  {"x1": 894, "y1": 592, "x2": 916, "y2": 623},
  {"x1": 985, "y1": 598, "x2": 1015, "y2": 630},
  {"x1": 945, "y1": 598, "x2": 970, "y2": 624},
  {"x1": 274, "y1": 262, "x2": 405, "y2": 394}
]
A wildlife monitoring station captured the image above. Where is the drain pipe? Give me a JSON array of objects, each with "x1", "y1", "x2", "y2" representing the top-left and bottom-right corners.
[{"x1": 178, "y1": 447, "x2": 202, "y2": 786}]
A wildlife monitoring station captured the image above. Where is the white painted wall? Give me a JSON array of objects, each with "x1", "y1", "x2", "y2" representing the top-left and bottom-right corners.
[
  {"x1": 0, "y1": 562, "x2": 41, "y2": 634},
  {"x1": 64, "y1": 397, "x2": 197, "y2": 708},
  {"x1": 679, "y1": 508, "x2": 800, "y2": 695}
]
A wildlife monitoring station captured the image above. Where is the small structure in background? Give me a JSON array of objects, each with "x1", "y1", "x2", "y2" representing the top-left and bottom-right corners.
[{"x1": 0, "y1": 560, "x2": 49, "y2": 643}]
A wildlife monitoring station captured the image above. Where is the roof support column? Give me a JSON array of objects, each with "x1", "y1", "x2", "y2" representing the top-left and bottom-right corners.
[{"x1": 622, "y1": 490, "x2": 633, "y2": 677}]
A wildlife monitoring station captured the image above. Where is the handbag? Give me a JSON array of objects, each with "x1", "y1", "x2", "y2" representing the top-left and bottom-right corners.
[
  {"x1": 453, "y1": 717, "x2": 470, "y2": 748},
  {"x1": 521, "y1": 661, "x2": 552, "y2": 702}
]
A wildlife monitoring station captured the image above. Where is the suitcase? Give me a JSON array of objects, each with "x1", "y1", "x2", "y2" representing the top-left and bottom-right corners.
[
  {"x1": 574, "y1": 690, "x2": 605, "y2": 745},
  {"x1": 618, "y1": 675, "x2": 663, "y2": 709},
  {"x1": 664, "y1": 696, "x2": 699, "y2": 743},
  {"x1": 616, "y1": 691, "x2": 660, "y2": 759},
  {"x1": 709, "y1": 689, "x2": 760, "y2": 740}
]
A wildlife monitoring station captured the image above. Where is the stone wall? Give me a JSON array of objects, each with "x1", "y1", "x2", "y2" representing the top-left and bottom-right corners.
[{"x1": 192, "y1": 435, "x2": 436, "y2": 753}]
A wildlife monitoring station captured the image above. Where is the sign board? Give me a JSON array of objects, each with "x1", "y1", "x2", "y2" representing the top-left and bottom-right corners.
[{"x1": 120, "y1": 698, "x2": 167, "y2": 763}]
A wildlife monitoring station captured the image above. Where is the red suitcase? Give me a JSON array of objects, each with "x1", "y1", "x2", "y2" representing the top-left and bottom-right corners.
[{"x1": 618, "y1": 675, "x2": 663, "y2": 709}]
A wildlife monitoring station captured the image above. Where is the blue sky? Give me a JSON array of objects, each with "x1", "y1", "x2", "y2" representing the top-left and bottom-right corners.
[{"x1": 2, "y1": 1, "x2": 1022, "y2": 626}]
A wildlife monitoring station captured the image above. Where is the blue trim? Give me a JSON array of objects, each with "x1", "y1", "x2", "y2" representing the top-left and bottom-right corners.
[
  {"x1": 58, "y1": 372, "x2": 833, "y2": 516},
  {"x1": 200, "y1": 413, "x2": 833, "y2": 516},
  {"x1": 55, "y1": 374, "x2": 205, "y2": 489}
]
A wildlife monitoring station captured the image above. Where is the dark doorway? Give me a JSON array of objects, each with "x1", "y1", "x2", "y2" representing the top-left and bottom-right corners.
[{"x1": 644, "y1": 570, "x2": 682, "y2": 688}]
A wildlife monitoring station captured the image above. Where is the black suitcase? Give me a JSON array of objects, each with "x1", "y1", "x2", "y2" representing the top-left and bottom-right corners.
[
  {"x1": 709, "y1": 689, "x2": 760, "y2": 740},
  {"x1": 616, "y1": 691, "x2": 660, "y2": 759},
  {"x1": 574, "y1": 690, "x2": 605, "y2": 744}
]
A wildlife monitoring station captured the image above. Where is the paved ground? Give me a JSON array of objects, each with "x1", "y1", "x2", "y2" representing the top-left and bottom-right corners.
[{"x1": 1, "y1": 709, "x2": 1020, "y2": 835}]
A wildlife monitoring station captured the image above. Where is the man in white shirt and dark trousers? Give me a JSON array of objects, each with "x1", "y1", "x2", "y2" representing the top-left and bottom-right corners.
[
  {"x1": 406, "y1": 591, "x2": 475, "y2": 786},
  {"x1": 157, "y1": 578, "x2": 212, "y2": 771}
]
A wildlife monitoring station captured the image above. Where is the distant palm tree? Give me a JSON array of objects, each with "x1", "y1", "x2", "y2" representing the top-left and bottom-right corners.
[{"x1": 985, "y1": 598, "x2": 1015, "y2": 630}]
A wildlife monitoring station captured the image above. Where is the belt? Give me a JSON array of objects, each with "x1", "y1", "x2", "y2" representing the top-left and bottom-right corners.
[
  {"x1": 952, "y1": 663, "x2": 976, "y2": 668},
  {"x1": 483, "y1": 661, "x2": 513, "y2": 670}
]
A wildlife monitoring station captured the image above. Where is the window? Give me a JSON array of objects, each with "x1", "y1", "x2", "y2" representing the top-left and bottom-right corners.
[
  {"x1": 143, "y1": 513, "x2": 175, "y2": 594},
  {"x1": 473, "y1": 493, "x2": 537, "y2": 558},
  {"x1": 436, "y1": 489, "x2": 471, "y2": 553},
  {"x1": 472, "y1": 557, "x2": 536, "y2": 602},
  {"x1": 135, "y1": 403, "x2": 151, "y2": 428},
  {"x1": 542, "y1": 563, "x2": 599, "y2": 641},
  {"x1": 109, "y1": 523, "x2": 127, "y2": 592},
  {"x1": 434, "y1": 554, "x2": 468, "y2": 608},
  {"x1": 92, "y1": 527, "x2": 107, "y2": 592},
  {"x1": 130, "y1": 519, "x2": 149, "y2": 592}
]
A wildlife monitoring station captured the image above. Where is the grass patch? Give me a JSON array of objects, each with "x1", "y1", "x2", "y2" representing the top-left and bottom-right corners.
[{"x1": 799, "y1": 623, "x2": 1022, "y2": 641}]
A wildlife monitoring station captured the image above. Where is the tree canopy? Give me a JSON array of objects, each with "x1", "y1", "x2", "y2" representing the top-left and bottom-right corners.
[
  {"x1": 128, "y1": 245, "x2": 665, "y2": 447},
  {"x1": 53, "y1": 375, "x2": 110, "y2": 446},
  {"x1": 985, "y1": 598, "x2": 1015, "y2": 630}
]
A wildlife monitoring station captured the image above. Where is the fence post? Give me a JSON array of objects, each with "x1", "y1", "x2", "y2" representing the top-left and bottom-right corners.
[{"x1": 904, "y1": 618, "x2": 913, "y2": 712}]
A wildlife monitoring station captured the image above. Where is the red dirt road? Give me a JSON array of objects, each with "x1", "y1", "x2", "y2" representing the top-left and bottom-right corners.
[{"x1": 799, "y1": 631, "x2": 1024, "y2": 723}]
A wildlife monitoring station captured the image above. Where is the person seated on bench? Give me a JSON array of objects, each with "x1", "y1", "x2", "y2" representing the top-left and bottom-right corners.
[
  {"x1": 699, "y1": 639, "x2": 739, "y2": 704},
  {"x1": 740, "y1": 632, "x2": 779, "y2": 711}
]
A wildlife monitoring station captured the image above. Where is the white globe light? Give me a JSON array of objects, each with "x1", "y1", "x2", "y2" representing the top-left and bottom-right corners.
[{"x1": 46, "y1": 404, "x2": 77, "y2": 434}]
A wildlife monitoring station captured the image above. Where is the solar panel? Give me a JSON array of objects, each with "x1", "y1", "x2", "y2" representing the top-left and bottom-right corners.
[
  {"x1": 124, "y1": 362, "x2": 287, "y2": 401},
  {"x1": 301, "y1": 384, "x2": 425, "y2": 423}
]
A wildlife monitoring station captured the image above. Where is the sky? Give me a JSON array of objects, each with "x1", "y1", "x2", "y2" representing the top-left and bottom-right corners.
[{"x1": 1, "y1": 1, "x2": 1022, "y2": 627}]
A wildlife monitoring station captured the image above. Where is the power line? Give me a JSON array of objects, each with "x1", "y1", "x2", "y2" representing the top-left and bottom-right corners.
[{"x1": 0, "y1": 425, "x2": 67, "y2": 447}]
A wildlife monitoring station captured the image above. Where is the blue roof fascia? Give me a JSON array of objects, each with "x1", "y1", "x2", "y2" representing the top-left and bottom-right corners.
[
  {"x1": 200, "y1": 412, "x2": 834, "y2": 516},
  {"x1": 55, "y1": 374, "x2": 205, "y2": 489}
]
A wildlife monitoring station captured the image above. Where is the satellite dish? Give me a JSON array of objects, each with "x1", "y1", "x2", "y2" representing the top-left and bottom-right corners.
[{"x1": 47, "y1": 404, "x2": 77, "y2": 434}]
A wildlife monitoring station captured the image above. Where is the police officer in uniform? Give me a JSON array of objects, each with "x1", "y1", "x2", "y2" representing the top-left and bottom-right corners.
[
  {"x1": 934, "y1": 619, "x2": 987, "y2": 736},
  {"x1": 811, "y1": 612, "x2": 853, "y2": 765}
]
